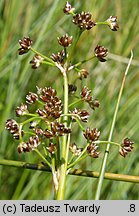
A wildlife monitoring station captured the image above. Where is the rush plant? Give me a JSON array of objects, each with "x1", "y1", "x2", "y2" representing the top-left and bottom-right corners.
[{"x1": 4, "y1": 2, "x2": 135, "y2": 200}]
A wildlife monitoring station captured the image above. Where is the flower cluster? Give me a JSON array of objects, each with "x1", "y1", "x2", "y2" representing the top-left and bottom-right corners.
[
  {"x1": 6, "y1": 119, "x2": 23, "y2": 140},
  {"x1": 73, "y1": 12, "x2": 96, "y2": 30},
  {"x1": 119, "y1": 138, "x2": 134, "y2": 157},
  {"x1": 44, "y1": 122, "x2": 71, "y2": 138},
  {"x1": 69, "y1": 143, "x2": 82, "y2": 156},
  {"x1": 30, "y1": 54, "x2": 44, "y2": 69},
  {"x1": 70, "y1": 108, "x2": 89, "y2": 122},
  {"x1": 18, "y1": 36, "x2": 32, "y2": 55},
  {"x1": 37, "y1": 87, "x2": 63, "y2": 120},
  {"x1": 94, "y1": 45, "x2": 108, "y2": 62},
  {"x1": 81, "y1": 86, "x2": 100, "y2": 110},
  {"x1": 107, "y1": 16, "x2": 119, "y2": 31},
  {"x1": 57, "y1": 34, "x2": 73, "y2": 47},
  {"x1": 51, "y1": 50, "x2": 65, "y2": 64},
  {"x1": 84, "y1": 127, "x2": 100, "y2": 142},
  {"x1": 17, "y1": 135, "x2": 40, "y2": 153}
]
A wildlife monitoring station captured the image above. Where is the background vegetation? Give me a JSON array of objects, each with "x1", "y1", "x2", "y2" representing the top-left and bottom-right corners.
[{"x1": 0, "y1": 0, "x2": 139, "y2": 199}]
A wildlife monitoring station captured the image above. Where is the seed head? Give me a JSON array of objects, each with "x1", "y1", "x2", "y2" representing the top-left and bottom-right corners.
[
  {"x1": 6, "y1": 119, "x2": 19, "y2": 134},
  {"x1": 119, "y1": 138, "x2": 134, "y2": 157},
  {"x1": 17, "y1": 135, "x2": 40, "y2": 153},
  {"x1": 15, "y1": 104, "x2": 28, "y2": 116},
  {"x1": 69, "y1": 143, "x2": 82, "y2": 156},
  {"x1": 84, "y1": 127, "x2": 100, "y2": 142},
  {"x1": 106, "y1": 16, "x2": 119, "y2": 31},
  {"x1": 70, "y1": 108, "x2": 89, "y2": 122},
  {"x1": 81, "y1": 86, "x2": 92, "y2": 102},
  {"x1": 78, "y1": 69, "x2": 89, "y2": 80},
  {"x1": 18, "y1": 36, "x2": 32, "y2": 55},
  {"x1": 68, "y1": 84, "x2": 77, "y2": 94},
  {"x1": 57, "y1": 34, "x2": 73, "y2": 47},
  {"x1": 30, "y1": 54, "x2": 44, "y2": 69},
  {"x1": 51, "y1": 50, "x2": 65, "y2": 64},
  {"x1": 94, "y1": 45, "x2": 108, "y2": 62},
  {"x1": 46, "y1": 142, "x2": 57, "y2": 154},
  {"x1": 87, "y1": 143, "x2": 100, "y2": 158},
  {"x1": 73, "y1": 12, "x2": 96, "y2": 30},
  {"x1": 63, "y1": 2, "x2": 75, "y2": 14},
  {"x1": 26, "y1": 92, "x2": 38, "y2": 104}
]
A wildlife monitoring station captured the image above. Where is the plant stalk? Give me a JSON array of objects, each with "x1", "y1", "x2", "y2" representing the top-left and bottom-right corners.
[{"x1": 94, "y1": 51, "x2": 133, "y2": 200}]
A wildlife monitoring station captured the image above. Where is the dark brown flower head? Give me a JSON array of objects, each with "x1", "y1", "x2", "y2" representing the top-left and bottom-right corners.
[
  {"x1": 94, "y1": 45, "x2": 108, "y2": 62},
  {"x1": 107, "y1": 16, "x2": 119, "y2": 31},
  {"x1": 119, "y1": 138, "x2": 134, "y2": 157},
  {"x1": 17, "y1": 142, "x2": 30, "y2": 153},
  {"x1": 30, "y1": 54, "x2": 44, "y2": 69},
  {"x1": 63, "y1": 1, "x2": 75, "y2": 14},
  {"x1": 6, "y1": 119, "x2": 19, "y2": 134},
  {"x1": 26, "y1": 92, "x2": 38, "y2": 104},
  {"x1": 13, "y1": 131, "x2": 24, "y2": 140},
  {"x1": 73, "y1": 12, "x2": 96, "y2": 30},
  {"x1": 36, "y1": 87, "x2": 62, "y2": 120},
  {"x1": 18, "y1": 36, "x2": 32, "y2": 55},
  {"x1": 68, "y1": 84, "x2": 77, "y2": 94},
  {"x1": 58, "y1": 34, "x2": 73, "y2": 47},
  {"x1": 17, "y1": 135, "x2": 40, "y2": 153},
  {"x1": 88, "y1": 99, "x2": 100, "y2": 110},
  {"x1": 78, "y1": 69, "x2": 89, "y2": 80},
  {"x1": 51, "y1": 50, "x2": 65, "y2": 64},
  {"x1": 84, "y1": 127, "x2": 100, "y2": 142},
  {"x1": 81, "y1": 86, "x2": 92, "y2": 102},
  {"x1": 69, "y1": 143, "x2": 82, "y2": 156},
  {"x1": 15, "y1": 104, "x2": 28, "y2": 116},
  {"x1": 29, "y1": 135, "x2": 40, "y2": 148},
  {"x1": 33, "y1": 128, "x2": 44, "y2": 136},
  {"x1": 44, "y1": 122, "x2": 71, "y2": 138},
  {"x1": 87, "y1": 143, "x2": 100, "y2": 158},
  {"x1": 46, "y1": 142, "x2": 57, "y2": 154},
  {"x1": 70, "y1": 108, "x2": 89, "y2": 122}
]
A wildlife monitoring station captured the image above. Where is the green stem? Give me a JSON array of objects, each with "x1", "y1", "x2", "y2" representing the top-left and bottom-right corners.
[
  {"x1": 61, "y1": 113, "x2": 85, "y2": 131},
  {"x1": 30, "y1": 47, "x2": 55, "y2": 64},
  {"x1": 94, "y1": 140, "x2": 120, "y2": 147},
  {"x1": 67, "y1": 29, "x2": 82, "y2": 63},
  {"x1": 94, "y1": 51, "x2": 133, "y2": 200},
  {"x1": 74, "y1": 55, "x2": 95, "y2": 68},
  {"x1": 68, "y1": 98, "x2": 83, "y2": 108},
  {"x1": 68, "y1": 143, "x2": 89, "y2": 169},
  {"x1": 21, "y1": 116, "x2": 41, "y2": 126},
  {"x1": 34, "y1": 149, "x2": 51, "y2": 168},
  {"x1": 42, "y1": 61, "x2": 55, "y2": 66},
  {"x1": 96, "y1": 21, "x2": 108, "y2": 25},
  {"x1": 56, "y1": 73, "x2": 69, "y2": 200},
  {"x1": 1, "y1": 159, "x2": 139, "y2": 183}
]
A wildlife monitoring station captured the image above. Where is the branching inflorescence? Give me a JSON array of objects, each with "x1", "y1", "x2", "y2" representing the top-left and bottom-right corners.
[{"x1": 5, "y1": 2, "x2": 134, "y2": 199}]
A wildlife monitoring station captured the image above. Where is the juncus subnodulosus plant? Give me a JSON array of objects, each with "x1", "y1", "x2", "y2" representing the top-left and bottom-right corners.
[{"x1": 6, "y1": 2, "x2": 134, "y2": 200}]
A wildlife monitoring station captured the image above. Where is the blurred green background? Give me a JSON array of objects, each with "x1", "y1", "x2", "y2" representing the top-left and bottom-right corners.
[{"x1": 0, "y1": 0, "x2": 139, "y2": 200}]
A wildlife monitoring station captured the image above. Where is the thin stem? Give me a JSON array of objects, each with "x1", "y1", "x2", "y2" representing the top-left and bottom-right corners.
[
  {"x1": 0, "y1": 159, "x2": 139, "y2": 183},
  {"x1": 61, "y1": 113, "x2": 85, "y2": 131},
  {"x1": 42, "y1": 61, "x2": 55, "y2": 66},
  {"x1": 94, "y1": 140, "x2": 120, "y2": 147},
  {"x1": 74, "y1": 55, "x2": 95, "y2": 68},
  {"x1": 68, "y1": 143, "x2": 89, "y2": 169},
  {"x1": 67, "y1": 29, "x2": 82, "y2": 63},
  {"x1": 94, "y1": 51, "x2": 133, "y2": 200},
  {"x1": 30, "y1": 47, "x2": 55, "y2": 64},
  {"x1": 34, "y1": 149, "x2": 51, "y2": 168},
  {"x1": 68, "y1": 98, "x2": 83, "y2": 108},
  {"x1": 96, "y1": 21, "x2": 108, "y2": 25},
  {"x1": 21, "y1": 116, "x2": 41, "y2": 126}
]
